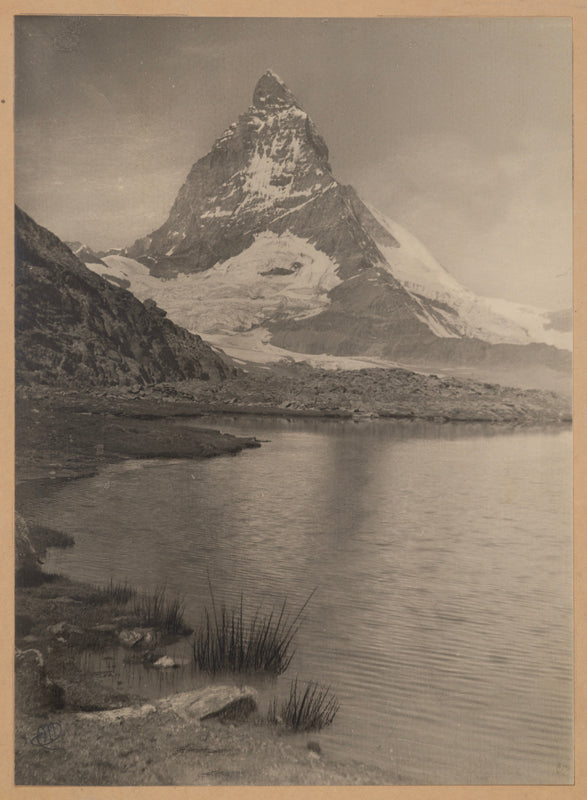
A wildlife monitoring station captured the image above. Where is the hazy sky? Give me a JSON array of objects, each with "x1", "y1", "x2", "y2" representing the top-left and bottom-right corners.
[{"x1": 15, "y1": 16, "x2": 572, "y2": 309}]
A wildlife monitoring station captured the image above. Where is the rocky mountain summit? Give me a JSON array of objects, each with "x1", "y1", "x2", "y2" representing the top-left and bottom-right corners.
[
  {"x1": 15, "y1": 206, "x2": 235, "y2": 387},
  {"x1": 88, "y1": 71, "x2": 569, "y2": 384},
  {"x1": 125, "y1": 70, "x2": 334, "y2": 277}
]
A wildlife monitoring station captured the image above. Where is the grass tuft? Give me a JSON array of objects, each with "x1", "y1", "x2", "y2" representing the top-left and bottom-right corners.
[
  {"x1": 132, "y1": 586, "x2": 188, "y2": 635},
  {"x1": 192, "y1": 582, "x2": 315, "y2": 675},
  {"x1": 268, "y1": 677, "x2": 340, "y2": 731},
  {"x1": 86, "y1": 579, "x2": 137, "y2": 607},
  {"x1": 83, "y1": 581, "x2": 187, "y2": 633}
]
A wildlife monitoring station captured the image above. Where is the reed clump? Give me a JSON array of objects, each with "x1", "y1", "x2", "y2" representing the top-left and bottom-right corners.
[
  {"x1": 192, "y1": 587, "x2": 315, "y2": 675},
  {"x1": 85, "y1": 582, "x2": 188, "y2": 634},
  {"x1": 132, "y1": 586, "x2": 188, "y2": 635},
  {"x1": 268, "y1": 677, "x2": 340, "y2": 731},
  {"x1": 86, "y1": 579, "x2": 137, "y2": 606}
]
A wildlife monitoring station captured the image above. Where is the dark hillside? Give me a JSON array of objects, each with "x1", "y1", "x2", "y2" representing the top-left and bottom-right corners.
[{"x1": 15, "y1": 206, "x2": 235, "y2": 388}]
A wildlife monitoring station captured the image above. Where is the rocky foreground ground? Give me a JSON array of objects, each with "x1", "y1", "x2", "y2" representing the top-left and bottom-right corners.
[{"x1": 15, "y1": 548, "x2": 397, "y2": 786}]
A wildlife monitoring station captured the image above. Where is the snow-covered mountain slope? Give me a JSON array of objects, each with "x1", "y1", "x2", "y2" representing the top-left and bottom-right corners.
[
  {"x1": 365, "y1": 205, "x2": 571, "y2": 350},
  {"x1": 481, "y1": 297, "x2": 571, "y2": 350},
  {"x1": 91, "y1": 233, "x2": 340, "y2": 335},
  {"x1": 98, "y1": 70, "x2": 569, "y2": 376}
]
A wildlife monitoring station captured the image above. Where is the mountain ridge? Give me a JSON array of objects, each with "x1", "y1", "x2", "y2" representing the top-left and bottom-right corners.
[
  {"x1": 15, "y1": 206, "x2": 235, "y2": 388},
  {"x1": 90, "y1": 72, "x2": 571, "y2": 382}
]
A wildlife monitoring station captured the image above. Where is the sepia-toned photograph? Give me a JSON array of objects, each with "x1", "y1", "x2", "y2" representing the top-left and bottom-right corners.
[{"x1": 13, "y1": 15, "x2": 573, "y2": 786}]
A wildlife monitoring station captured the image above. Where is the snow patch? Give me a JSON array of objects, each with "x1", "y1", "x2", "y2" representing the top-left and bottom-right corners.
[
  {"x1": 88, "y1": 255, "x2": 152, "y2": 283},
  {"x1": 367, "y1": 203, "x2": 471, "y2": 306},
  {"x1": 97, "y1": 234, "x2": 341, "y2": 336},
  {"x1": 204, "y1": 329, "x2": 407, "y2": 371},
  {"x1": 412, "y1": 302, "x2": 459, "y2": 339},
  {"x1": 366, "y1": 202, "x2": 571, "y2": 350},
  {"x1": 482, "y1": 296, "x2": 572, "y2": 351},
  {"x1": 201, "y1": 207, "x2": 233, "y2": 219}
]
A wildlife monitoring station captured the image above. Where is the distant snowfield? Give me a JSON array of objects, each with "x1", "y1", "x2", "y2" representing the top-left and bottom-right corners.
[
  {"x1": 95, "y1": 232, "x2": 340, "y2": 335},
  {"x1": 88, "y1": 220, "x2": 571, "y2": 368},
  {"x1": 89, "y1": 251, "x2": 403, "y2": 369},
  {"x1": 366, "y1": 204, "x2": 571, "y2": 351},
  {"x1": 204, "y1": 328, "x2": 414, "y2": 371},
  {"x1": 482, "y1": 296, "x2": 572, "y2": 350}
]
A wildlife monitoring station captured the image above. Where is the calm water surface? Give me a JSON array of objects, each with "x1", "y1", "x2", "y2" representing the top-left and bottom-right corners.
[{"x1": 31, "y1": 417, "x2": 572, "y2": 784}]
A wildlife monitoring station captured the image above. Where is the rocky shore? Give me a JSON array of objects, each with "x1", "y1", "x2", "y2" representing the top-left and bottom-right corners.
[
  {"x1": 171, "y1": 361, "x2": 571, "y2": 424},
  {"x1": 15, "y1": 536, "x2": 398, "y2": 786},
  {"x1": 15, "y1": 390, "x2": 261, "y2": 486},
  {"x1": 15, "y1": 361, "x2": 571, "y2": 493}
]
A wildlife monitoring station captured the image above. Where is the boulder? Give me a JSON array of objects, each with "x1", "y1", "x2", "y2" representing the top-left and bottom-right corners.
[
  {"x1": 76, "y1": 686, "x2": 258, "y2": 727},
  {"x1": 48, "y1": 621, "x2": 84, "y2": 637},
  {"x1": 152, "y1": 656, "x2": 177, "y2": 669},
  {"x1": 158, "y1": 686, "x2": 258, "y2": 722},
  {"x1": 15, "y1": 513, "x2": 42, "y2": 584},
  {"x1": 118, "y1": 628, "x2": 155, "y2": 647},
  {"x1": 15, "y1": 648, "x2": 65, "y2": 712}
]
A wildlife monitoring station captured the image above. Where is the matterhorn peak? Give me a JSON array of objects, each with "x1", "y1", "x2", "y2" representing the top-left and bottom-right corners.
[
  {"x1": 117, "y1": 71, "x2": 571, "y2": 374},
  {"x1": 253, "y1": 69, "x2": 301, "y2": 109}
]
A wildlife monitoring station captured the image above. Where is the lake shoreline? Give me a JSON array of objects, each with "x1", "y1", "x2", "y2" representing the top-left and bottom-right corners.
[
  {"x1": 15, "y1": 558, "x2": 400, "y2": 786},
  {"x1": 14, "y1": 382, "x2": 573, "y2": 785},
  {"x1": 15, "y1": 375, "x2": 571, "y2": 487},
  {"x1": 15, "y1": 392, "x2": 263, "y2": 487}
]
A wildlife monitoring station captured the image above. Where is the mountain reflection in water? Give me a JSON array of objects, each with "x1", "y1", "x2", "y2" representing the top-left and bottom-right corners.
[{"x1": 32, "y1": 417, "x2": 572, "y2": 785}]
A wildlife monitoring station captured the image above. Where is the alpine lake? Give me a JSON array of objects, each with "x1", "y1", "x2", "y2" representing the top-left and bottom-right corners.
[{"x1": 25, "y1": 414, "x2": 573, "y2": 785}]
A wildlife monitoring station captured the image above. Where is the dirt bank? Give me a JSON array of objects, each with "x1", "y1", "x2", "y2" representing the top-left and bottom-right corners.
[
  {"x1": 15, "y1": 390, "x2": 261, "y2": 486},
  {"x1": 16, "y1": 705, "x2": 399, "y2": 785}
]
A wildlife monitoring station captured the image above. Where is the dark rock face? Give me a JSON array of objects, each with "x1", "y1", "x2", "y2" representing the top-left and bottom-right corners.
[
  {"x1": 123, "y1": 72, "x2": 570, "y2": 378},
  {"x1": 15, "y1": 648, "x2": 65, "y2": 712},
  {"x1": 253, "y1": 70, "x2": 302, "y2": 110},
  {"x1": 15, "y1": 512, "x2": 40, "y2": 583},
  {"x1": 15, "y1": 206, "x2": 234, "y2": 388},
  {"x1": 125, "y1": 71, "x2": 336, "y2": 277}
]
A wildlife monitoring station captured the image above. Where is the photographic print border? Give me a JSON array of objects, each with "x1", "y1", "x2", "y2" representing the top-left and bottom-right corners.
[{"x1": 2, "y1": 1, "x2": 584, "y2": 798}]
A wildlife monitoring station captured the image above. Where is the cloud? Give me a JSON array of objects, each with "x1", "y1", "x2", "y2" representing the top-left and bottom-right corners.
[{"x1": 356, "y1": 130, "x2": 572, "y2": 308}]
